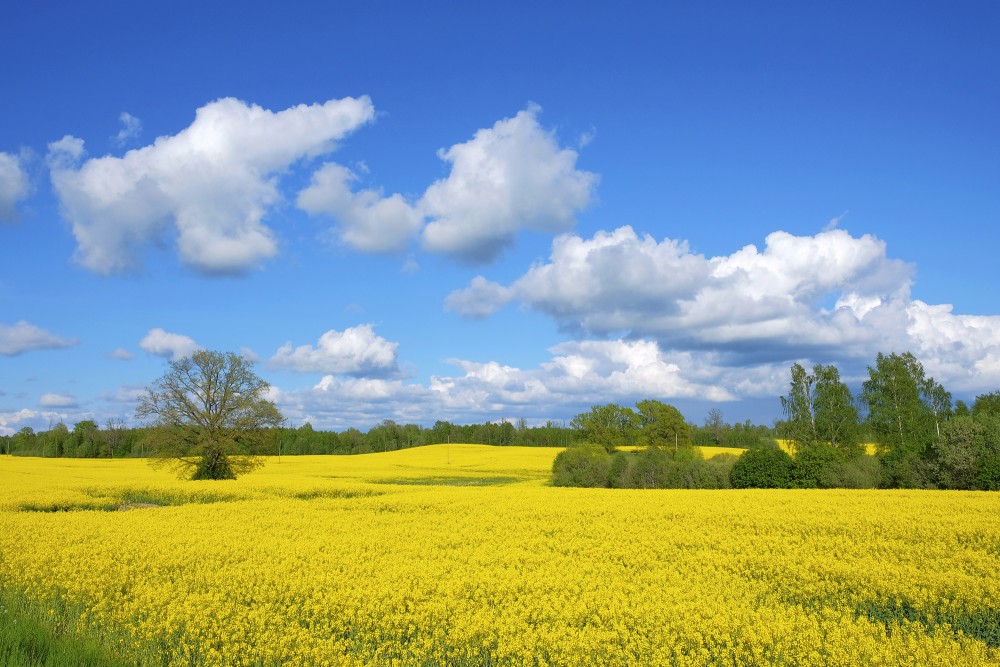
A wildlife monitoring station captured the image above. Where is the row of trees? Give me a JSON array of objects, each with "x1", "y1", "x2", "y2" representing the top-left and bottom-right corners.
[
  {"x1": 553, "y1": 351, "x2": 1000, "y2": 490},
  {"x1": 778, "y1": 352, "x2": 1000, "y2": 490}
]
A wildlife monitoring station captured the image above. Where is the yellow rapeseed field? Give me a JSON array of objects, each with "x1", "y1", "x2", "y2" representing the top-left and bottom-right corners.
[{"x1": 1, "y1": 446, "x2": 999, "y2": 666}]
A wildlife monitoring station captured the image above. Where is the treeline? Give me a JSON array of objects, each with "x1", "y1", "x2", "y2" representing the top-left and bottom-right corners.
[
  {"x1": 553, "y1": 352, "x2": 1000, "y2": 491},
  {"x1": 2, "y1": 408, "x2": 775, "y2": 459},
  {"x1": 0, "y1": 418, "x2": 584, "y2": 458}
]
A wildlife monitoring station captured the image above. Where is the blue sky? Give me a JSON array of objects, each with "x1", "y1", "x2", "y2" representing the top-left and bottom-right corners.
[{"x1": 2, "y1": 1, "x2": 998, "y2": 434}]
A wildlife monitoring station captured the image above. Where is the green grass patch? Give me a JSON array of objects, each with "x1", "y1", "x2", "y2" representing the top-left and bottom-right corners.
[
  {"x1": 0, "y1": 589, "x2": 135, "y2": 667},
  {"x1": 855, "y1": 598, "x2": 1000, "y2": 648}
]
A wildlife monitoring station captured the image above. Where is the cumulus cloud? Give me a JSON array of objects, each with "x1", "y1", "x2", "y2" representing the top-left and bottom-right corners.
[
  {"x1": 49, "y1": 96, "x2": 375, "y2": 274},
  {"x1": 446, "y1": 226, "x2": 1000, "y2": 393},
  {"x1": 0, "y1": 151, "x2": 31, "y2": 222},
  {"x1": 269, "y1": 338, "x2": 780, "y2": 430},
  {"x1": 269, "y1": 324, "x2": 400, "y2": 377},
  {"x1": 0, "y1": 321, "x2": 76, "y2": 356},
  {"x1": 297, "y1": 163, "x2": 423, "y2": 252},
  {"x1": 39, "y1": 393, "x2": 78, "y2": 408},
  {"x1": 297, "y1": 104, "x2": 597, "y2": 262},
  {"x1": 109, "y1": 347, "x2": 133, "y2": 360},
  {"x1": 420, "y1": 104, "x2": 598, "y2": 262},
  {"x1": 140, "y1": 328, "x2": 201, "y2": 361}
]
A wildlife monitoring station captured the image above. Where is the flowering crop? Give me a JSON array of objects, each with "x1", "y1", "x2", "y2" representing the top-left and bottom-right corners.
[{"x1": 1, "y1": 446, "x2": 998, "y2": 666}]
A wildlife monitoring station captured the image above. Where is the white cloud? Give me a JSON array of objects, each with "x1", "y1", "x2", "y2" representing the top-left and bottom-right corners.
[
  {"x1": 49, "y1": 96, "x2": 375, "y2": 275},
  {"x1": 296, "y1": 105, "x2": 598, "y2": 263},
  {"x1": 446, "y1": 226, "x2": 1000, "y2": 393},
  {"x1": 39, "y1": 393, "x2": 78, "y2": 408},
  {"x1": 270, "y1": 338, "x2": 777, "y2": 430},
  {"x1": 109, "y1": 347, "x2": 133, "y2": 360},
  {"x1": 444, "y1": 276, "x2": 514, "y2": 318},
  {"x1": 297, "y1": 163, "x2": 422, "y2": 252},
  {"x1": 140, "y1": 328, "x2": 202, "y2": 361},
  {"x1": 269, "y1": 324, "x2": 400, "y2": 377},
  {"x1": 420, "y1": 104, "x2": 598, "y2": 262},
  {"x1": 0, "y1": 321, "x2": 76, "y2": 356},
  {"x1": 114, "y1": 112, "x2": 142, "y2": 145},
  {"x1": 0, "y1": 151, "x2": 31, "y2": 222}
]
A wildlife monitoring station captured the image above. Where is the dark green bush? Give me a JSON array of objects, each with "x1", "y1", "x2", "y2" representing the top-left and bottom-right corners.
[
  {"x1": 730, "y1": 448, "x2": 794, "y2": 488},
  {"x1": 552, "y1": 444, "x2": 611, "y2": 487}
]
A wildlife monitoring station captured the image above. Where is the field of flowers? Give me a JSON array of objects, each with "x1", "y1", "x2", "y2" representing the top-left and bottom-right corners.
[{"x1": 1, "y1": 445, "x2": 999, "y2": 666}]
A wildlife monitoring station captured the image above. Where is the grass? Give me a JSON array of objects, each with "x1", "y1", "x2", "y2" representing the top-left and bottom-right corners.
[{"x1": 0, "y1": 589, "x2": 134, "y2": 667}]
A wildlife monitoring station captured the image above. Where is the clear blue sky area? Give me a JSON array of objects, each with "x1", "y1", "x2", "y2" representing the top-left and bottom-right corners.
[{"x1": 2, "y1": 1, "x2": 998, "y2": 433}]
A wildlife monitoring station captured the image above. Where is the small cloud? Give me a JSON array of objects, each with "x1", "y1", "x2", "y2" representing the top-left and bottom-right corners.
[
  {"x1": 401, "y1": 255, "x2": 420, "y2": 275},
  {"x1": 0, "y1": 321, "x2": 76, "y2": 356},
  {"x1": 0, "y1": 151, "x2": 32, "y2": 222},
  {"x1": 140, "y1": 328, "x2": 202, "y2": 361},
  {"x1": 578, "y1": 126, "x2": 597, "y2": 149},
  {"x1": 39, "y1": 392, "x2": 78, "y2": 408},
  {"x1": 240, "y1": 347, "x2": 260, "y2": 363},
  {"x1": 109, "y1": 347, "x2": 133, "y2": 360},
  {"x1": 113, "y1": 112, "x2": 142, "y2": 145},
  {"x1": 824, "y1": 210, "x2": 849, "y2": 231}
]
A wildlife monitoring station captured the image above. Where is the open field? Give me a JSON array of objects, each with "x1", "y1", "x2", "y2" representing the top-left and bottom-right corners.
[{"x1": 2, "y1": 446, "x2": 999, "y2": 666}]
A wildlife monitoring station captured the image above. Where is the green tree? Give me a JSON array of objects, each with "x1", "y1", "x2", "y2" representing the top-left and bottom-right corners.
[
  {"x1": 861, "y1": 353, "x2": 935, "y2": 456},
  {"x1": 930, "y1": 416, "x2": 986, "y2": 490},
  {"x1": 781, "y1": 363, "x2": 860, "y2": 455},
  {"x1": 973, "y1": 391, "x2": 1000, "y2": 419},
  {"x1": 779, "y1": 363, "x2": 817, "y2": 450},
  {"x1": 636, "y1": 399, "x2": 691, "y2": 452},
  {"x1": 136, "y1": 350, "x2": 283, "y2": 480},
  {"x1": 570, "y1": 403, "x2": 639, "y2": 452}
]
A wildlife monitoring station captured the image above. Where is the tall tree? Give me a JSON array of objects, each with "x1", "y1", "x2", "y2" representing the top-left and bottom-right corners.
[
  {"x1": 570, "y1": 403, "x2": 639, "y2": 452},
  {"x1": 779, "y1": 363, "x2": 817, "y2": 450},
  {"x1": 860, "y1": 352, "x2": 939, "y2": 487},
  {"x1": 812, "y1": 364, "x2": 861, "y2": 456},
  {"x1": 136, "y1": 350, "x2": 283, "y2": 480},
  {"x1": 636, "y1": 399, "x2": 690, "y2": 452}
]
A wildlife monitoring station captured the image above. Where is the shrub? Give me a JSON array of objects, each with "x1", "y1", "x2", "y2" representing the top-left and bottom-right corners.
[
  {"x1": 552, "y1": 444, "x2": 611, "y2": 487},
  {"x1": 792, "y1": 444, "x2": 842, "y2": 488},
  {"x1": 607, "y1": 452, "x2": 632, "y2": 488},
  {"x1": 730, "y1": 448, "x2": 795, "y2": 488}
]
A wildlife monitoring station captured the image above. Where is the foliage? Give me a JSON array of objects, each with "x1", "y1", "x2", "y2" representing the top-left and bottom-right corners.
[
  {"x1": 730, "y1": 448, "x2": 795, "y2": 488},
  {"x1": 136, "y1": 350, "x2": 283, "y2": 480},
  {"x1": 570, "y1": 403, "x2": 640, "y2": 452},
  {"x1": 551, "y1": 444, "x2": 611, "y2": 487},
  {"x1": 635, "y1": 399, "x2": 691, "y2": 451},
  {"x1": 780, "y1": 363, "x2": 861, "y2": 456}
]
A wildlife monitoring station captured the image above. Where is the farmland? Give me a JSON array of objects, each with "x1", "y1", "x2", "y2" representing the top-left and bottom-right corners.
[{"x1": 1, "y1": 447, "x2": 999, "y2": 666}]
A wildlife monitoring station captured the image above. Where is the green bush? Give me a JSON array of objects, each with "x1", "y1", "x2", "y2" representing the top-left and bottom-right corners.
[
  {"x1": 607, "y1": 452, "x2": 632, "y2": 488},
  {"x1": 730, "y1": 448, "x2": 794, "y2": 488},
  {"x1": 792, "y1": 444, "x2": 842, "y2": 488},
  {"x1": 552, "y1": 444, "x2": 611, "y2": 487}
]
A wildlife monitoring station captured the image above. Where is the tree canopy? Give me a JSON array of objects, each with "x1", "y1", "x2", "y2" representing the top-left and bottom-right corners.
[{"x1": 136, "y1": 350, "x2": 283, "y2": 480}]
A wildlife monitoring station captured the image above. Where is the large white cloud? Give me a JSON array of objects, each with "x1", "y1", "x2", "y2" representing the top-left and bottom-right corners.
[
  {"x1": 0, "y1": 321, "x2": 76, "y2": 356},
  {"x1": 49, "y1": 96, "x2": 375, "y2": 274},
  {"x1": 0, "y1": 151, "x2": 31, "y2": 222},
  {"x1": 269, "y1": 324, "x2": 400, "y2": 377},
  {"x1": 297, "y1": 105, "x2": 597, "y2": 262},
  {"x1": 139, "y1": 328, "x2": 202, "y2": 361},
  {"x1": 447, "y1": 226, "x2": 1000, "y2": 392},
  {"x1": 420, "y1": 105, "x2": 598, "y2": 262}
]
